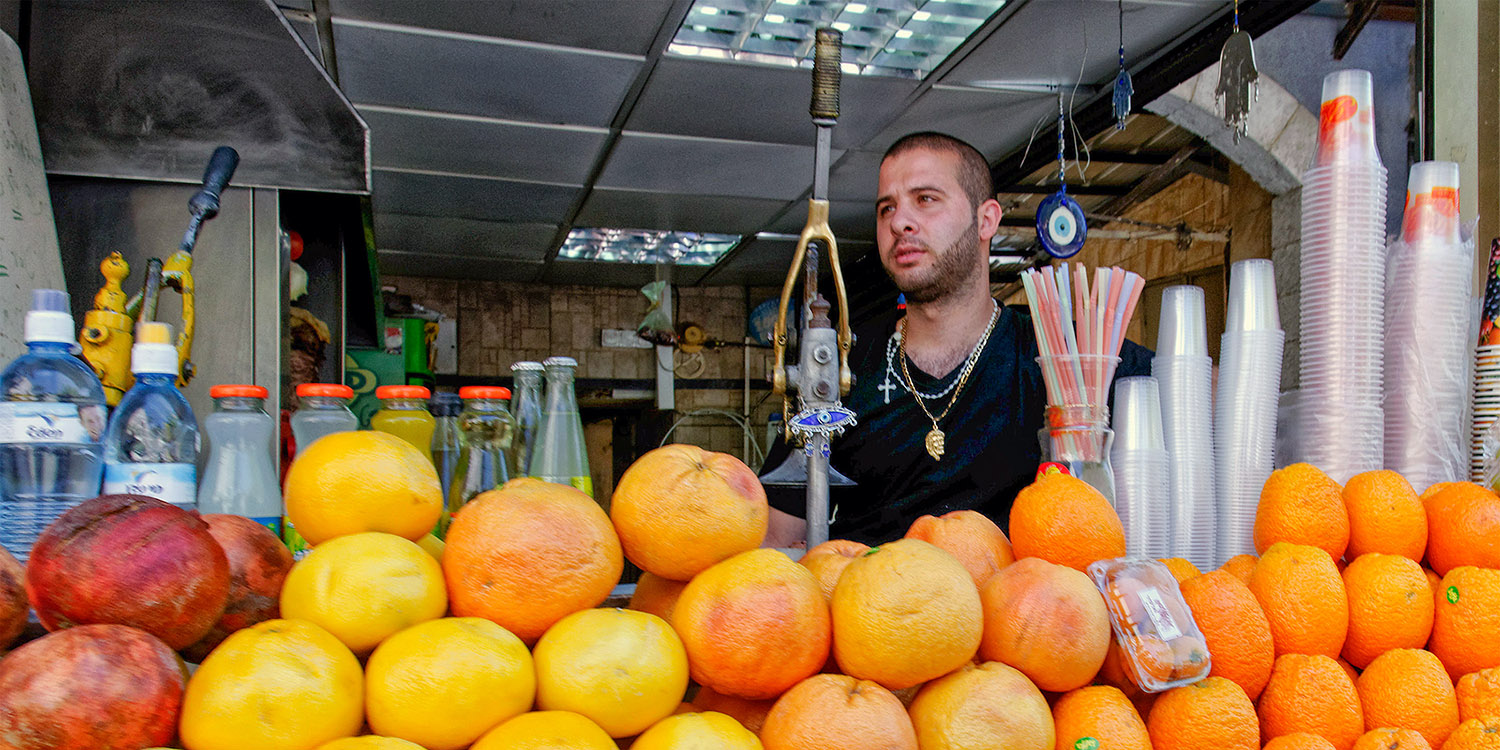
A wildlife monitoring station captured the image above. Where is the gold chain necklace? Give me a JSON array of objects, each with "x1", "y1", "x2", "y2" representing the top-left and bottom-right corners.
[{"x1": 899, "y1": 301, "x2": 1000, "y2": 461}]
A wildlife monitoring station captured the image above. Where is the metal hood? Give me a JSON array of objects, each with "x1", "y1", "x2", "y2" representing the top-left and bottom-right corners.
[{"x1": 26, "y1": 0, "x2": 368, "y2": 193}]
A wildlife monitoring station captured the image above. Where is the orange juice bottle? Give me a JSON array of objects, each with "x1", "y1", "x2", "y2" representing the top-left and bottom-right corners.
[{"x1": 370, "y1": 385, "x2": 435, "y2": 462}]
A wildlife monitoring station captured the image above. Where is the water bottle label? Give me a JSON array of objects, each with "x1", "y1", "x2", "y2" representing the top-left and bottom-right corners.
[
  {"x1": 250, "y1": 516, "x2": 282, "y2": 538},
  {"x1": 283, "y1": 521, "x2": 312, "y2": 560},
  {"x1": 103, "y1": 463, "x2": 197, "y2": 508},
  {"x1": 0, "y1": 402, "x2": 88, "y2": 444}
]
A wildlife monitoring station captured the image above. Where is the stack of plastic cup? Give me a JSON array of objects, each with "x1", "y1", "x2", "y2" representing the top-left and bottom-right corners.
[
  {"x1": 1215, "y1": 259, "x2": 1285, "y2": 564},
  {"x1": 1111, "y1": 376, "x2": 1172, "y2": 558},
  {"x1": 1298, "y1": 69, "x2": 1389, "y2": 483},
  {"x1": 1384, "y1": 161, "x2": 1473, "y2": 493},
  {"x1": 1152, "y1": 285, "x2": 1216, "y2": 570}
]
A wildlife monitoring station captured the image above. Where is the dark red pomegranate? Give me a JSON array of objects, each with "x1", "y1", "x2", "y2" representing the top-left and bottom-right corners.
[
  {"x1": 181, "y1": 514, "x2": 294, "y2": 662},
  {"x1": 0, "y1": 546, "x2": 24, "y2": 650}
]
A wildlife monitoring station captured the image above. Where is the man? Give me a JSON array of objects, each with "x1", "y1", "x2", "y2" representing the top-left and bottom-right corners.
[{"x1": 764, "y1": 132, "x2": 1150, "y2": 547}]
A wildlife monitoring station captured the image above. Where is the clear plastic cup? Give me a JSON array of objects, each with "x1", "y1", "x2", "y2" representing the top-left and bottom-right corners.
[
  {"x1": 1113, "y1": 377, "x2": 1167, "y2": 452},
  {"x1": 1225, "y1": 260, "x2": 1280, "y2": 332},
  {"x1": 1402, "y1": 161, "x2": 1462, "y2": 245},
  {"x1": 1156, "y1": 286, "x2": 1209, "y2": 357},
  {"x1": 1315, "y1": 69, "x2": 1381, "y2": 167}
]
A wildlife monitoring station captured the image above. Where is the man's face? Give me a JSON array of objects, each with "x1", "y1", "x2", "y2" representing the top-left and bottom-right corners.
[{"x1": 875, "y1": 148, "x2": 985, "y2": 304}]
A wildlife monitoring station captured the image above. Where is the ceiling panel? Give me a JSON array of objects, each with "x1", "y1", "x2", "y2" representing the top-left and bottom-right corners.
[
  {"x1": 703, "y1": 235, "x2": 876, "y2": 287},
  {"x1": 378, "y1": 250, "x2": 545, "y2": 282},
  {"x1": 597, "y1": 133, "x2": 835, "y2": 201},
  {"x1": 542, "y1": 260, "x2": 712, "y2": 288},
  {"x1": 941, "y1": 0, "x2": 1214, "y2": 93},
  {"x1": 767, "y1": 200, "x2": 877, "y2": 242},
  {"x1": 868, "y1": 87, "x2": 1058, "y2": 160},
  {"x1": 333, "y1": 20, "x2": 642, "y2": 127},
  {"x1": 574, "y1": 189, "x2": 790, "y2": 235},
  {"x1": 374, "y1": 213, "x2": 558, "y2": 261},
  {"x1": 361, "y1": 106, "x2": 607, "y2": 184},
  {"x1": 372, "y1": 170, "x2": 581, "y2": 225},
  {"x1": 828, "y1": 149, "x2": 887, "y2": 202},
  {"x1": 329, "y1": 0, "x2": 676, "y2": 56},
  {"x1": 623, "y1": 57, "x2": 919, "y2": 149}
]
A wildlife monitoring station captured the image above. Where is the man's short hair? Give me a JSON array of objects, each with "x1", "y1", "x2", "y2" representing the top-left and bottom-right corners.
[{"x1": 882, "y1": 132, "x2": 995, "y2": 210}]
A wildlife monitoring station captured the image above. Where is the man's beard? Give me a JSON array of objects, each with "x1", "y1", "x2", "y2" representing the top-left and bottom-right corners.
[{"x1": 885, "y1": 218, "x2": 982, "y2": 304}]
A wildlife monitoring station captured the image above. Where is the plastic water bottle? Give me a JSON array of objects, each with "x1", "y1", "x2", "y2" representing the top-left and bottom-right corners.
[
  {"x1": 102, "y1": 322, "x2": 199, "y2": 510},
  {"x1": 0, "y1": 289, "x2": 106, "y2": 563},
  {"x1": 197, "y1": 385, "x2": 281, "y2": 535},
  {"x1": 430, "y1": 391, "x2": 462, "y2": 508},
  {"x1": 287, "y1": 383, "x2": 357, "y2": 557},
  {"x1": 509, "y1": 361, "x2": 544, "y2": 476},
  {"x1": 443, "y1": 386, "x2": 514, "y2": 536},
  {"x1": 529, "y1": 357, "x2": 593, "y2": 500}
]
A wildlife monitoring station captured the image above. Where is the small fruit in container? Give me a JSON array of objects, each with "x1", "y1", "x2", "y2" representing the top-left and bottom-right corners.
[{"x1": 1088, "y1": 558, "x2": 1213, "y2": 692}]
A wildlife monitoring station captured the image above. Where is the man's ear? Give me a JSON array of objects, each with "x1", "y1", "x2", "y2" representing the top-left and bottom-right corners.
[{"x1": 976, "y1": 198, "x2": 1004, "y2": 242}]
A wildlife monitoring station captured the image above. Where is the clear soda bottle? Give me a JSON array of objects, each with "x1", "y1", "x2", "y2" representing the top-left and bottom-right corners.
[
  {"x1": 102, "y1": 322, "x2": 199, "y2": 510},
  {"x1": 509, "y1": 361, "x2": 544, "y2": 476},
  {"x1": 287, "y1": 383, "x2": 357, "y2": 558},
  {"x1": 430, "y1": 391, "x2": 463, "y2": 508},
  {"x1": 528, "y1": 357, "x2": 592, "y2": 500},
  {"x1": 0, "y1": 289, "x2": 106, "y2": 563},
  {"x1": 442, "y1": 386, "x2": 515, "y2": 536},
  {"x1": 197, "y1": 385, "x2": 281, "y2": 535}
]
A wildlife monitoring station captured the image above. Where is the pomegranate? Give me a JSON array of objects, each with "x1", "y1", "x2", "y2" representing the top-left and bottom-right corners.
[
  {"x1": 181, "y1": 514, "x2": 294, "y2": 662},
  {"x1": 0, "y1": 546, "x2": 24, "y2": 650},
  {"x1": 0, "y1": 623, "x2": 186, "y2": 749},
  {"x1": 26, "y1": 494, "x2": 230, "y2": 650}
]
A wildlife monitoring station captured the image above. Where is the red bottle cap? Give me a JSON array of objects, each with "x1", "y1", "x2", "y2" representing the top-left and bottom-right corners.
[
  {"x1": 296, "y1": 383, "x2": 354, "y2": 399},
  {"x1": 375, "y1": 385, "x2": 431, "y2": 400},
  {"x1": 459, "y1": 386, "x2": 512, "y2": 400},
  {"x1": 210, "y1": 384, "x2": 269, "y2": 399}
]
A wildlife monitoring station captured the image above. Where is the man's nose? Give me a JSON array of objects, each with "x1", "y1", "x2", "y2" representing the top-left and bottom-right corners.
[{"x1": 887, "y1": 201, "x2": 918, "y2": 235}]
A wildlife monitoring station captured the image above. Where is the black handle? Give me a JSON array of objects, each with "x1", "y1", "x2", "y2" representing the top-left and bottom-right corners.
[
  {"x1": 189, "y1": 146, "x2": 240, "y2": 220},
  {"x1": 810, "y1": 28, "x2": 841, "y2": 123}
]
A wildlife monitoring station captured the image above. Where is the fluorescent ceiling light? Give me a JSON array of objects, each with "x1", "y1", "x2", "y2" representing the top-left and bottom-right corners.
[
  {"x1": 560, "y1": 228, "x2": 743, "y2": 266},
  {"x1": 668, "y1": 0, "x2": 1008, "y2": 79}
]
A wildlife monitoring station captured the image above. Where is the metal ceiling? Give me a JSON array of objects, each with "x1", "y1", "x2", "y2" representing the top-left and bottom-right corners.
[{"x1": 262, "y1": 0, "x2": 1308, "y2": 286}]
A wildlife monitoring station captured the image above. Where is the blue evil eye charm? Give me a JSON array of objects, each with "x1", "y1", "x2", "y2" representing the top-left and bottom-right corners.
[{"x1": 1036, "y1": 189, "x2": 1088, "y2": 259}]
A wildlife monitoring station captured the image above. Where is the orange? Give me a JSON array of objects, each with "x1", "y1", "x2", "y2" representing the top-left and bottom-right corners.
[
  {"x1": 470, "y1": 711, "x2": 615, "y2": 750},
  {"x1": 799, "y1": 539, "x2": 869, "y2": 602},
  {"x1": 444, "y1": 478, "x2": 623, "y2": 643},
  {"x1": 978, "y1": 557, "x2": 1110, "y2": 692},
  {"x1": 180, "y1": 619, "x2": 363, "y2": 750},
  {"x1": 1256, "y1": 463, "x2": 1350, "y2": 560},
  {"x1": 1258, "y1": 653, "x2": 1365, "y2": 750},
  {"x1": 904, "y1": 509, "x2": 1014, "y2": 587},
  {"x1": 830, "y1": 539, "x2": 982, "y2": 690},
  {"x1": 610, "y1": 444, "x2": 768, "y2": 581},
  {"x1": 316, "y1": 739, "x2": 425, "y2": 750},
  {"x1": 1432, "y1": 567, "x2": 1500, "y2": 680},
  {"x1": 908, "y1": 661, "x2": 1053, "y2": 750},
  {"x1": 1344, "y1": 471, "x2": 1427, "y2": 561},
  {"x1": 631, "y1": 711, "x2": 763, "y2": 750},
  {"x1": 673, "y1": 548, "x2": 829, "y2": 700},
  {"x1": 629, "y1": 571, "x2": 688, "y2": 623},
  {"x1": 1267, "y1": 735, "x2": 1341, "y2": 750},
  {"x1": 532, "y1": 608, "x2": 689, "y2": 738},
  {"x1": 1051, "y1": 685, "x2": 1150, "y2": 750},
  {"x1": 1146, "y1": 676, "x2": 1260, "y2": 750},
  {"x1": 364, "y1": 618, "x2": 535, "y2": 750},
  {"x1": 1009, "y1": 472, "x2": 1125, "y2": 571},
  {"x1": 1423, "y1": 483, "x2": 1500, "y2": 576},
  {"x1": 1179, "y1": 570, "x2": 1276, "y2": 699},
  {"x1": 1158, "y1": 557, "x2": 1201, "y2": 583},
  {"x1": 279, "y1": 532, "x2": 448, "y2": 655},
  {"x1": 1221, "y1": 553, "x2": 1260, "y2": 584},
  {"x1": 1097, "y1": 638, "x2": 1140, "y2": 695},
  {"x1": 1343, "y1": 554, "x2": 1436, "y2": 669},
  {"x1": 1423, "y1": 482, "x2": 1463, "y2": 502},
  {"x1": 691, "y1": 687, "x2": 777, "y2": 736},
  {"x1": 1457, "y1": 668, "x2": 1500, "y2": 722},
  {"x1": 1353, "y1": 728, "x2": 1434, "y2": 750},
  {"x1": 1248, "y1": 541, "x2": 1350, "y2": 658},
  {"x1": 759, "y1": 674, "x2": 918, "y2": 750},
  {"x1": 284, "y1": 431, "x2": 443, "y2": 544},
  {"x1": 1357, "y1": 649, "x2": 1459, "y2": 748},
  {"x1": 1429, "y1": 569, "x2": 1445, "y2": 609},
  {"x1": 1441, "y1": 718, "x2": 1500, "y2": 749},
  {"x1": 1341, "y1": 658, "x2": 1364, "y2": 683}
]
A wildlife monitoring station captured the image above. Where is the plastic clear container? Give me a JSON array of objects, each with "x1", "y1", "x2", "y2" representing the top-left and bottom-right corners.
[
  {"x1": 1088, "y1": 557, "x2": 1212, "y2": 692},
  {"x1": 0, "y1": 289, "x2": 107, "y2": 564},
  {"x1": 102, "y1": 322, "x2": 199, "y2": 510},
  {"x1": 197, "y1": 385, "x2": 281, "y2": 535}
]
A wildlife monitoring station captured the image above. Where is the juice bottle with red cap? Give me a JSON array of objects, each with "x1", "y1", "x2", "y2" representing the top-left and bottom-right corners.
[
  {"x1": 442, "y1": 385, "x2": 515, "y2": 536},
  {"x1": 286, "y1": 383, "x2": 358, "y2": 557},
  {"x1": 197, "y1": 384, "x2": 281, "y2": 534},
  {"x1": 370, "y1": 385, "x2": 435, "y2": 462}
]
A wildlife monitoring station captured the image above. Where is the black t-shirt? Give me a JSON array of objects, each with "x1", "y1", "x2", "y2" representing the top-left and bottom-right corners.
[{"x1": 764, "y1": 304, "x2": 1153, "y2": 545}]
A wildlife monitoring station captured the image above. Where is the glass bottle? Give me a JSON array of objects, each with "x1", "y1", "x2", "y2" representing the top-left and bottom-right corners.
[
  {"x1": 370, "y1": 385, "x2": 434, "y2": 462},
  {"x1": 528, "y1": 357, "x2": 592, "y2": 500},
  {"x1": 0, "y1": 289, "x2": 106, "y2": 564},
  {"x1": 509, "y1": 361, "x2": 544, "y2": 476},
  {"x1": 429, "y1": 391, "x2": 463, "y2": 508},
  {"x1": 197, "y1": 385, "x2": 281, "y2": 535},
  {"x1": 443, "y1": 386, "x2": 515, "y2": 536},
  {"x1": 102, "y1": 322, "x2": 199, "y2": 510},
  {"x1": 287, "y1": 383, "x2": 358, "y2": 557}
]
